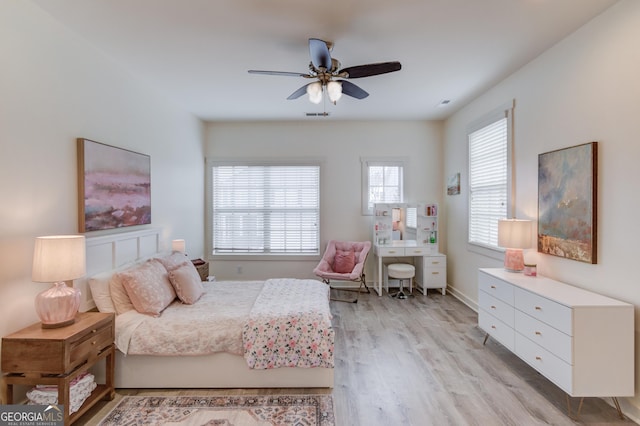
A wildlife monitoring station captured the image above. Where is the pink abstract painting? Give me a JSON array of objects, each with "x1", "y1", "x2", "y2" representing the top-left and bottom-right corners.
[{"x1": 78, "y1": 139, "x2": 151, "y2": 232}]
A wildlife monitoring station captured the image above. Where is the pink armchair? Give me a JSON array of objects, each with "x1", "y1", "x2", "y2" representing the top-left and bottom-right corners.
[{"x1": 313, "y1": 240, "x2": 371, "y2": 303}]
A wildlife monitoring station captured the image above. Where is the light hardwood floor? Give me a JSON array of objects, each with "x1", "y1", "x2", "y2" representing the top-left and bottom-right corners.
[{"x1": 79, "y1": 289, "x2": 636, "y2": 425}]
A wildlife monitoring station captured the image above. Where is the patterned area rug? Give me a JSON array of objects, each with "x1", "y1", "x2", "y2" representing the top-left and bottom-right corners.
[{"x1": 98, "y1": 394, "x2": 335, "y2": 425}]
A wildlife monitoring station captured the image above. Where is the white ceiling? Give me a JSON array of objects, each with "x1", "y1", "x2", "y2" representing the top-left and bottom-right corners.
[{"x1": 32, "y1": 0, "x2": 618, "y2": 121}]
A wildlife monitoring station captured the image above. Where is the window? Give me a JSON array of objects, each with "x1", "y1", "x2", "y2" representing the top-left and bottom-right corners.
[
  {"x1": 207, "y1": 161, "x2": 320, "y2": 257},
  {"x1": 361, "y1": 158, "x2": 405, "y2": 215},
  {"x1": 468, "y1": 101, "x2": 514, "y2": 250}
]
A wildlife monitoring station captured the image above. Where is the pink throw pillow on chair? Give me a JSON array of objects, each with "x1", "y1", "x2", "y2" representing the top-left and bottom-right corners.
[{"x1": 334, "y1": 250, "x2": 356, "y2": 273}]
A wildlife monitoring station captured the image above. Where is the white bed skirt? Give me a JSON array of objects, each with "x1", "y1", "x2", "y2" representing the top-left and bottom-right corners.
[{"x1": 103, "y1": 351, "x2": 334, "y2": 389}]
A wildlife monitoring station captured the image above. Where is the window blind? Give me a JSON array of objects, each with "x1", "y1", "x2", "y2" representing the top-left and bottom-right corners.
[
  {"x1": 211, "y1": 165, "x2": 319, "y2": 255},
  {"x1": 468, "y1": 117, "x2": 508, "y2": 248}
]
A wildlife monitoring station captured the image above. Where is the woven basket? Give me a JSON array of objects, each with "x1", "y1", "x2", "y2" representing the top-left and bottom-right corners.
[{"x1": 192, "y1": 260, "x2": 209, "y2": 281}]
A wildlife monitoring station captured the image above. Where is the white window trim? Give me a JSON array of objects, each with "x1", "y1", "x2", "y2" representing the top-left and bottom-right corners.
[
  {"x1": 360, "y1": 157, "x2": 408, "y2": 216},
  {"x1": 467, "y1": 100, "x2": 515, "y2": 260},
  {"x1": 205, "y1": 158, "x2": 322, "y2": 261}
]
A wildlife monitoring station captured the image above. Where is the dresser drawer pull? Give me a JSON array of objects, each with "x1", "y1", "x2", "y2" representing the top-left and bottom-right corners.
[
  {"x1": 535, "y1": 356, "x2": 542, "y2": 361},
  {"x1": 535, "y1": 306, "x2": 542, "y2": 311},
  {"x1": 92, "y1": 340, "x2": 97, "y2": 345},
  {"x1": 535, "y1": 331, "x2": 542, "y2": 335},
  {"x1": 491, "y1": 325, "x2": 496, "y2": 329},
  {"x1": 388, "y1": 250, "x2": 397, "y2": 254},
  {"x1": 431, "y1": 272, "x2": 439, "y2": 275},
  {"x1": 92, "y1": 329, "x2": 97, "y2": 333},
  {"x1": 431, "y1": 261, "x2": 440, "y2": 265},
  {"x1": 490, "y1": 305, "x2": 496, "y2": 309},
  {"x1": 490, "y1": 285, "x2": 496, "y2": 289}
]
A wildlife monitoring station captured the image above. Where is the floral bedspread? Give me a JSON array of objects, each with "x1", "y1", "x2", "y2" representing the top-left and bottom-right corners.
[{"x1": 242, "y1": 278, "x2": 334, "y2": 369}]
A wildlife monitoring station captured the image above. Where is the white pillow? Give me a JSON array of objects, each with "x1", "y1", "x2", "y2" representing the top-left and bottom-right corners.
[{"x1": 88, "y1": 271, "x2": 117, "y2": 313}]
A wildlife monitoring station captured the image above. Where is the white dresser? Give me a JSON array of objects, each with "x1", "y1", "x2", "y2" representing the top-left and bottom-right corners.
[{"x1": 478, "y1": 268, "x2": 634, "y2": 399}]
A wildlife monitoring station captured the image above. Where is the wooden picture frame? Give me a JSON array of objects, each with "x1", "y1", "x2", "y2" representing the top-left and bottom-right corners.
[
  {"x1": 77, "y1": 138, "x2": 151, "y2": 232},
  {"x1": 538, "y1": 142, "x2": 597, "y2": 263}
]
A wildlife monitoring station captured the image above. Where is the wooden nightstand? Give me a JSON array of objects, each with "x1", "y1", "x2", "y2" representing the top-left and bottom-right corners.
[{"x1": 1, "y1": 312, "x2": 115, "y2": 425}]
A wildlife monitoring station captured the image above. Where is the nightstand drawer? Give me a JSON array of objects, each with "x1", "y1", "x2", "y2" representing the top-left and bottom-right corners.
[{"x1": 69, "y1": 322, "x2": 114, "y2": 369}]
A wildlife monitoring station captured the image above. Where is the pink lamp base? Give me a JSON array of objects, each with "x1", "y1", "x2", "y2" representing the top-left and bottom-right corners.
[
  {"x1": 504, "y1": 248, "x2": 525, "y2": 272},
  {"x1": 35, "y1": 281, "x2": 81, "y2": 329}
]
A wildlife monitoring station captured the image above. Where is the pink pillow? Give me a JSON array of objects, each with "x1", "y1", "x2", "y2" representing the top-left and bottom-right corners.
[
  {"x1": 168, "y1": 263, "x2": 204, "y2": 304},
  {"x1": 333, "y1": 250, "x2": 356, "y2": 273},
  {"x1": 119, "y1": 259, "x2": 176, "y2": 317},
  {"x1": 156, "y1": 252, "x2": 190, "y2": 272}
]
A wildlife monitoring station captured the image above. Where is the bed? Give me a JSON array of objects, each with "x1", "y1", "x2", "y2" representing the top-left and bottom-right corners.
[{"x1": 78, "y1": 228, "x2": 334, "y2": 388}]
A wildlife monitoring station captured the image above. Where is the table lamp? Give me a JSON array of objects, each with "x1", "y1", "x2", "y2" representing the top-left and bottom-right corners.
[
  {"x1": 32, "y1": 235, "x2": 85, "y2": 328},
  {"x1": 172, "y1": 239, "x2": 186, "y2": 253},
  {"x1": 498, "y1": 219, "x2": 532, "y2": 272}
]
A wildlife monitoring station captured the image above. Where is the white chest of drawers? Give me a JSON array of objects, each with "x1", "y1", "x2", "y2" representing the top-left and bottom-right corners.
[{"x1": 478, "y1": 268, "x2": 634, "y2": 398}]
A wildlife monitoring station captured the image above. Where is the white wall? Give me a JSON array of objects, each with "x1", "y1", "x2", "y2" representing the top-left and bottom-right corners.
[
  {"x1": 443, "y1": 0, "x2": 640, "y2": 416},
  {"x1": 205, "y1": 120, "x2": 443, "y2": 281},
  {"x1": 0, "y1": 2, "x2": 204, "y2": 339}
]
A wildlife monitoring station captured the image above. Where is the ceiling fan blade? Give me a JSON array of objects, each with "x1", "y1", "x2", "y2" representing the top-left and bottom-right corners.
[
  {"x1": 340, "y1": 80, "x2": 369, "y2": 99},
  {"x1": 248, "y1": 70, "x2": 309, "y2": 77},
  {"x1": 339, "y1": 61, "x2": 402, "y2": 79},
  {"x1": 287, "y1": 84, "x2": 311, "y2": 100},
  {"x1": 309, "y1": 38, "x2": 332, "y2": 70}
]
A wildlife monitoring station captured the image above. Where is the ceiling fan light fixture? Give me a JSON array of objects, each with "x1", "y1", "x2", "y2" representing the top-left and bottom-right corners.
[
  {"x1": 327, "y1": 81, "x2": 342, "y2": 103},
  {"x1": 306, "y1": 82, "x2": 323, "y2": 104}
]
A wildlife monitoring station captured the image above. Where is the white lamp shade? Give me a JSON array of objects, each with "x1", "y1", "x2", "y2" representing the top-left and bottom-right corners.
[
  {"x1": 32, "y1": 235, "x2": 86, "y2": 283},
  {"x1": 172, "y1": 239, "x2": 186, "y2": 253},
  {"x1": 327, "y1": 81, "x2": 342, "y2": 102},
  {"x1": 498, "y1": 219, "x2": 532, "y2": 249},
  {"x1": 307, "y1": 82, "x2": 323, "y2": 104}
]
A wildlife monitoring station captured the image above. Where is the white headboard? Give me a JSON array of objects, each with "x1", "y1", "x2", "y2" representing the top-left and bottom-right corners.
[{"x1": 77, "y1": 228, "x2": 162, "y2": 311}]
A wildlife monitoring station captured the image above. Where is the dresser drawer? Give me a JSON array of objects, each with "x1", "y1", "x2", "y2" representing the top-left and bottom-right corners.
[
  {"x1": 515, "y1": 310, "x2": 572, "y2": 364},
  {"x1": 478, "y1": 272, "x2": 514, "y2": 305},
  {"x1": 479, "y1": 291, "x2": 514, "y2": 328},
  {"x1": 479, "y1": 310, "x2": 514, "y2": 351},
  {"x1": 515, "y1": 333, "x2": 572, "y2": 394},
  {"x1": 514, "y1": 288, "x2": 572, "y2": 335}
]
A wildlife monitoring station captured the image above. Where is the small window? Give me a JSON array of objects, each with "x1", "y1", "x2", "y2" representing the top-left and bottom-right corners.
[
  {"x1": 361, "y1": 158, "x2": 406, "y2": 215},
  {"x1": 468, "y1": 101, "x2": 514, "y2": 250},
  {"x1": 207, "y1": 160, "x2": 320, "y2": 257}
]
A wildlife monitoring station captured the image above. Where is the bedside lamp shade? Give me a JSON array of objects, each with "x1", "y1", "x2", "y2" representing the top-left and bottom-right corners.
[
  {"x1": 498, "y1": 219, "x2": 532, "y2": 272},
  {"x1": 32, "y1": 235, "x2": 85, "y2": 328},
  {"x1": 172, "y1": 239, "x2": 186, "y2": 253}
]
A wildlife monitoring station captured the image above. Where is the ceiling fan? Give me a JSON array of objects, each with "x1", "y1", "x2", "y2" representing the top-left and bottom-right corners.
[{"x1": 248, "y1": 38, "x2": 401, "y2": 105}]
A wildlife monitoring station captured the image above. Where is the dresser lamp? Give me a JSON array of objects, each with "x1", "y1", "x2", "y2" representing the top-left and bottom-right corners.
[
  {"x1": 498, "y1": 219, "x2": 532, "y2": 272},
  {"x1": 32, "y1": 235, "x2": 85, "y2": 328}
]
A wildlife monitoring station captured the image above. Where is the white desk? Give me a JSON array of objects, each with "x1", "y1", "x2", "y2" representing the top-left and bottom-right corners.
[{"x1": 373, "y1": 240, "x2": 446, "y2": 296}]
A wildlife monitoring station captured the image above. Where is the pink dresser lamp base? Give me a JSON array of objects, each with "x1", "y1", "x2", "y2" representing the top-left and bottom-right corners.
[{"x1": 504, "y1": 248, "x2": 524, "y2": 272}]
